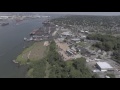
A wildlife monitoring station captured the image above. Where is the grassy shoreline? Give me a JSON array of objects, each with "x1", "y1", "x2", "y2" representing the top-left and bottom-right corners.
[
  {"x1": 15, "y1": 41, "x2": 47, "y2": 65},
  {"x1": 15, "y1": 41, "x2": 49, "y2": 78}
]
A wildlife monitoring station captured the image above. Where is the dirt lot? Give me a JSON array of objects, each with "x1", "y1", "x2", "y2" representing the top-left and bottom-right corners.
[
  {"x1": 55, "y1": 39, "x2": 72, "y2": 61},
  {"x1": 55, "y1": 39, "x2": 81, "y2": 61}
]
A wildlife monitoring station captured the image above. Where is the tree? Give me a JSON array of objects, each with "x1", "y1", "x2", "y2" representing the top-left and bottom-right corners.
[
  {"x1": 104, "y1": 41, "x2": 114, "y2": 51},
  {"x1": 92, "y1": 74, "x2": 99, "y2": 78},
  {"x1": 69, "y1": 68, "x2": 82, "y2": 78},
  {"x1": 107, "y1": 74, "x2": 115, "y2": 78},
  {"x1": 73, "y1": 58, "x2": 86, "y2": 70}
]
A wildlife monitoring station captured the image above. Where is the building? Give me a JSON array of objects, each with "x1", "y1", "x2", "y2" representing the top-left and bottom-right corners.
[
  {"x1": 81, "y1": 30, "x2": 84, "y2": 33},
  {"x1": 66, "y1": 49, "x2": 74, "y2": 56},
  {"x1": 71, "y1": 46, "x2": 77, "y2": 52},
  {"x1": 78, "y1": 47, "x2": 91, "y2": 56},
  {"x1": 61, "y1": 28, "x2": 69, "y2": 31},
  {"x1": 71, "y1": 38, "x2": 81, "y2": 43},
  {"x1": 61, "y1": 31, "x2": 72, "y2": 37},
  {"x1": 96, "y1": 62, "x2": 113, "y2": 71},
  {"x1": 58, "y1": 38, "x2": 65, "y2": 42},
  {"x1": 80, "y1": 35, "x2": 86, "y2": 39}
]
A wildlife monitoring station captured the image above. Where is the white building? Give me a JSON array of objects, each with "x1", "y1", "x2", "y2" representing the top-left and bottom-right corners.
[
  {"x1": 96, "y1": 62, "x2": 113, "y2": 71},
  {"x1": 61, "y1": 31, "x2": 72, "y2": 36},
  {"x1": 0, "y1": 16, "x2": 9, "y2": 19}
]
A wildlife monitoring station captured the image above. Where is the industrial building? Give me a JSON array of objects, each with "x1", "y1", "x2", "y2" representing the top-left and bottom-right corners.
[
  {"x1": 96, "y1": 62, "x2": 113, "y2": 71},
  {"x1": 61, "y1": 31, "x2": 72, "y2": 36}
]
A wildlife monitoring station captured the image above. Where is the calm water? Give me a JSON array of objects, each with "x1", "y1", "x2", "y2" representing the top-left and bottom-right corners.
[{"x1": 0, "y1": 18, "x2": 46, "y2": 78}]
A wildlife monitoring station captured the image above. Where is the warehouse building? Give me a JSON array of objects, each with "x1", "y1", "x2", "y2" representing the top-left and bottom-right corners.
[
  {"x1": 61, "y1": 31, "x2": 72, "y2": 36},
  {"x1": 96, "y1": 62, "x2": 113, "y2": 72}
]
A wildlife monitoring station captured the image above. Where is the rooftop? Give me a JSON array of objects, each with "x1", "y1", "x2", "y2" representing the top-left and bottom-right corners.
[
  {"x1": 96, "y1": 62, "x2": 113, "y2": 69},
  {"x1": 71, "y1": 38, "x2": 80, "y2": 41},
  {"x1": 61, "y1": 32, "x2": 72, "y2": 36}
]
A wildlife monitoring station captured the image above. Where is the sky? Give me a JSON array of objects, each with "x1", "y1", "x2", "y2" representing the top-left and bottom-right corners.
[
  {"x1": 1, "y1": 12, "x2": 120, "y2": 16},
  {"x1": 38, "y1": 12, "x2": 120, "y2": 16}
]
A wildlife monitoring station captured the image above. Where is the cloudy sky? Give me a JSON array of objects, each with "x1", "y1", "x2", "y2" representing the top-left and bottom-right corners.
[
  {"x1": 39, "y1": 12, "x2": 120, "y2": 16},
  {"x1": 1, "y1": 12, "x2": 120, "y2": 16}
]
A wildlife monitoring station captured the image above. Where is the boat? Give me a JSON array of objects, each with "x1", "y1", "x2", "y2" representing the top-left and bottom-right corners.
[
  {"x1": 24, "y1": 37, "x2": 27, "y2": 41},
  {"x1": 1, "y1": 23, "x2": 9, "y2": 26},
  {"x1": 24, "y1": 37, "x2": 31, "y2": 41}
]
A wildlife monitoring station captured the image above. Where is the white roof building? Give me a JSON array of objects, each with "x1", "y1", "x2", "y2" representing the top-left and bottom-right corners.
[
  {"x1": 96, "y1": 62, "x2": 113, "y2": 71},
  {"x1": 81, "y1": 30, "x2": 84, "y2": 33},
  {"x1": 71, "y1": 38, "x2": 81, "y2": 41},
  {"x1": 61, "y1": 32, "x2": 72, "y2": 36}
]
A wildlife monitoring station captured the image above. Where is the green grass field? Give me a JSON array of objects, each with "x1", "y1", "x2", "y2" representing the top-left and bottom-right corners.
[
  {"x1": 44, "y1": 62, "x2": 50, "y2": 78},
  {"x1": 16, "y1": 42, "x2": 47, "y2": 65}
]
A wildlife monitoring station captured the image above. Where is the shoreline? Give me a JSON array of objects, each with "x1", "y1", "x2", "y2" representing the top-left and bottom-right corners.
[
  {"x1": 15, "y1": 41, "x2": 46, "y2": 64},
  {"x1": 14, "y1": 41, "x2": 48, "y2": 78},
  {"x1": 12, "y1": 60, "x2": 19, "y2": 64}
]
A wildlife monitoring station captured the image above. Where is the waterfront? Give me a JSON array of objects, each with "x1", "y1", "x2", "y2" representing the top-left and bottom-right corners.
[{"x1": 0, "y1": 18, "x2": 46, "y2": 78}]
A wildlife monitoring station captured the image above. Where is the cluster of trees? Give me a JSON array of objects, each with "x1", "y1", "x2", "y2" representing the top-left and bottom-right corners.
[
  {"x1": 47, "y1": 41, "x2": 93, "y2": 78},
  {"x1": 87, "y1": 34, "x2": 120, "y2": 51},
  {"x1": 87, "y1": 34, "x2": 120, "y2": 64},
  {"x1": 107, "y1": 74, "x2": 115, "y2": 78},
  {"x1": 28, "y1": 41, "x2": 94, "y2": 78},
  {"x1": 112, "y1": 50, "x2": 120, "y2": 64},
  {"x1": 28, "y1": 58, "x2": 46, "y2": 78},
  {"x1": 49, "y1": 57, "x2": 93, "y2": 78}
]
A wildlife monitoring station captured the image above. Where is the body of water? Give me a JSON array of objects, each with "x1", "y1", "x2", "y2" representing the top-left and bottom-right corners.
[{"x1": 0, "y1": 18, "x2": 46, "y2": 78}]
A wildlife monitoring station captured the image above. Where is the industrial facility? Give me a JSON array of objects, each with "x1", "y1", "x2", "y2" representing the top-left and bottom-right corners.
[{"x1": 96, "y1": 62, "x2": 113, "y2": 71}]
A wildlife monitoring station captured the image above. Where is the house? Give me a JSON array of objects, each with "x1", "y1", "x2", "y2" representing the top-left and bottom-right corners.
[
  {"x1": 81, "y1": 30, "x2": 85, "y2": 33},
  {"x1": 80, "y1": 35, "x2": 86, "y2": 39},
  {"x1": 71, "y1": 38, "x2": 81, "y2": 43},
  {"x1": 61, "y1": 31, "x2": 72, "y2": 36}
]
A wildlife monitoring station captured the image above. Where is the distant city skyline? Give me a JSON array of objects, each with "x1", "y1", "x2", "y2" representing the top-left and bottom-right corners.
[{"x1": 1, "y1": 12, "x2": 120, "y2": 16}]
